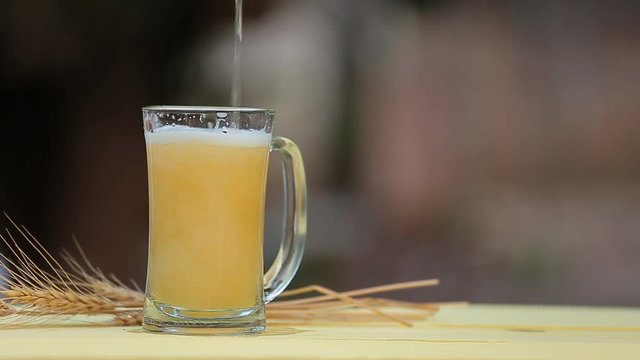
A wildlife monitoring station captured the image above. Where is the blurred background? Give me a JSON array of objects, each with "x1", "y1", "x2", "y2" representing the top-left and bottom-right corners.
[{"x1": 0, "y1": 0, "x2": 639, "y2": 306}]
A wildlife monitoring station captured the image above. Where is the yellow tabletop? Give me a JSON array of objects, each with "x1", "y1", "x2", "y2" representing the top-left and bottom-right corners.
[{"x1": 1, "y1": 305, "x2": 639, "y2": 360}]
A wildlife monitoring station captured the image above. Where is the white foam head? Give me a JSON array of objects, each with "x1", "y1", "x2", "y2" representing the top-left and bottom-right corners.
[{"x1": 145, "y1": 125, "x2": 271, "y2": 147}]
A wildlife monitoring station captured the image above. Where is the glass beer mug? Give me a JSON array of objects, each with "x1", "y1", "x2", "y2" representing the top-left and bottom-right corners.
[{"x1": 141, "y1": 106, "x2": 306, "y2": 334}]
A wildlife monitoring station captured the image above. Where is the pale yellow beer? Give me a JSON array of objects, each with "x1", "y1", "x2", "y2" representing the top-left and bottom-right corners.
[{"x1": 145, "y1": 127, "x2": 271, "y2": 310}]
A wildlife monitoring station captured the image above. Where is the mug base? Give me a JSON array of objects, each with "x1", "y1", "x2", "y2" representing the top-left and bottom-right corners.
[
  {"x1": 142, "y1": 297, "x2": 265, "y2": 335},
  {"x1": 142, "y1": 318, "x2": 265, "y2": 335}
]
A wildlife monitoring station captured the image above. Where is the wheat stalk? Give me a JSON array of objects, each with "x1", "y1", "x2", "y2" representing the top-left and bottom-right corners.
[
  {"x1": 112, "y1": 312, "x2": 143, "y2": 326},
  {"x1": 89, "y1": 280, "x2": 142, "y2": 303},
  {"x1": 0, "y1": 215, "x2": 142, "y2": 325},
  {"x1": 0, "y1": 214, "x2": 454, "y2": 327},
  {"x1": 2, "y1": 286, "x2": 115, "y2": 314},
  {"x1": 0, "y1": 300, "x2": 11, "y2": 316}
]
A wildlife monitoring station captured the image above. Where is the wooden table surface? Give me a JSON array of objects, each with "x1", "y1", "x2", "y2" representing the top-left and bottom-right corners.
[{"x1": 1, "y1": 305, "x2": 638, "y2": 360}]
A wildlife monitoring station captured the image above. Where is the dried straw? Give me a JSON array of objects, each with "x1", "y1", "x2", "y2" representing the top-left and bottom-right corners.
[{"x1": 0, "y1": 215, "x2": 454, "y2": 328}]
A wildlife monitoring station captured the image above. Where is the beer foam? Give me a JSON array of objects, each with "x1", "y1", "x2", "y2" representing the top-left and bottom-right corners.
[{"x1": 145, "y1": 125, "x2": 271, "y2": 147}]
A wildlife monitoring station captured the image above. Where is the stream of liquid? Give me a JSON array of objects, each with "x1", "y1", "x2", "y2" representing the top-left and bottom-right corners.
[{"x1": 231, "y1": 0, "x2": 243, "y2": 107}]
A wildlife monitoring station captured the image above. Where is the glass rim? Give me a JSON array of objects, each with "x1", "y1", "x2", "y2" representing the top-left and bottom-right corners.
[{"x1": 142, "y1": 105, "x2": 274, "y2": 115}]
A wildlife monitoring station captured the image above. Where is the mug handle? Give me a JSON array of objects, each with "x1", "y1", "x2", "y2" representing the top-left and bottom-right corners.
[{"x1": 263, "y1": 137, "x2": 307, "y2": 303}]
